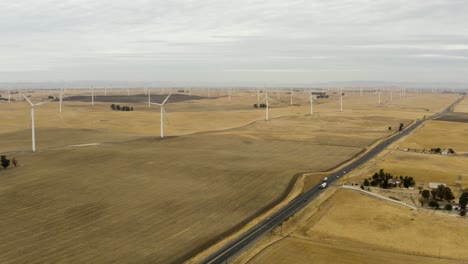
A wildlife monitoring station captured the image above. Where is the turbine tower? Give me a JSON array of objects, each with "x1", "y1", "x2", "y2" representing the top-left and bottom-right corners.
[
  {"x1": 290, "y1": 89, "x2": 293, "y2": 105},
  {"x1": 148, "y1": 89, "x2": 151, "y2": 108},
  {"x1": 91, "y1": 87, "x2": 94, "y2": 107},
  {"x1": 151, "y1": 94, "x2": 172, "y2": 138},
  {"x1": 59, "y1": 87, "x2": 63, "y2": 113},
  {"x1": 262, "y1": 92, "x2": 273, "y2": 121},
  {"x1": 23, "y1": 95, "x2": 50, "y2": 152},
  {"x1": 340, "y1": 90, "x2": 343, "y2": 112},
  {"x1": 309, "y1": 92, "x2": 314, "y2": 115}
]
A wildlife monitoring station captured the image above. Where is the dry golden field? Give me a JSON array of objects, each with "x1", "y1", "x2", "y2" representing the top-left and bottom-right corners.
[
  {"x1": 399, "y1": 120, "x2": 468, "y2": 152},
  {"x1": 454, "y1": 96, "x2": 468, "y2": 113},
  {"x1": 247, "y1": 189, "x2": 468, "y2": 264},
  {"x1": 0, "y1": 89, "x2": 460, "y2": 263},
  {"x1": 0, "y1": 133, "x2": 362, "y2": 263}
]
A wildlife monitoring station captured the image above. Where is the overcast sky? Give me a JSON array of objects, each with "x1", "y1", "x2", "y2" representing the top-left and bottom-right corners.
[{"x1": 1, "y1": 0, "x2": 467, "y2": 84}]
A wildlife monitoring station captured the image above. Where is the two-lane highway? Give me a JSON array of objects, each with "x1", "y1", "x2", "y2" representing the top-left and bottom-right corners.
[{"x1": 200, "y1": 95, "x2": 464, "y2": 264}]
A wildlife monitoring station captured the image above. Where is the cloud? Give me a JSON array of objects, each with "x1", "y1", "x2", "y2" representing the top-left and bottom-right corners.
[{"x1": 0, "y1": 0, "x2": 467, "y2": 83}]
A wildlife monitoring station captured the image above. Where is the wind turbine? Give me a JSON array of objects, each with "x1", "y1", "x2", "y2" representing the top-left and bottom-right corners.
[
  {"x1": 23, "y1": 94, "x2": 50, "y2": 152},
  {"x1": 148, "y1": 88, "x2": 151, "y2": 108},
  {"x1": 309, "y1": 92, "x2": 314, "y2": 115},
  {"x1": 91, "y1": 87, "x2": 94, "y2": 107},
  {"x1": 340, "y1": 90, "x2": 343, "y2": 112},
  {"x1": 59, "y1": 87, "x2": 63, "y2": 113},
  {"x1": 262, "y1": 92, "x2": 273, "y2": 121},
  {"x1": 290, "y1": 89, "x2": 293, "y2": 105},
  {"x1": 151, "y1": 94, "x2": 171, "y2": 138}
]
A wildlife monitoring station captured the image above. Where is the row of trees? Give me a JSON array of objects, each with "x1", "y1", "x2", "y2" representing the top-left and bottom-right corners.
[
  {"x1": 1, "y1": 155, "x2": 17, "y2": 169},
  {"x1": 419, "y1": 185, "x2": 468, "y2": 216},
  {"x1": 420, "y1": 185, "x2": 454, "y2": 204},
  {"x1": 110, "y1": 104, "x2": 134, "y2": 111},
  {"x1": 253, "y1": 103, "x2": 268, "y2": 108},
  {"x1": 363, "y1": 169, "x2": 415, "y2": 189}
]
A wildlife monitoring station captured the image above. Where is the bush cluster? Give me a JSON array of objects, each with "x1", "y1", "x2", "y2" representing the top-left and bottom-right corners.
[{"x1": 111, "y1": 104, "x2": 133, "y2": 111}]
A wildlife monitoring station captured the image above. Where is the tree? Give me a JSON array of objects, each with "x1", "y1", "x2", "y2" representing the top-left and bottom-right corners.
[
  {"x1": 12, "y1": 158, "x2": 17, "y2": 167},
  {"x1": 429, "y1": 200, "x2": 439, "y2": 209},
  {"x1": 421, "y1": 189, "x2": 430, "y2": 200},
  {"x1": 399, "y1": 123, "x2": 404, "y2": 131},
  {"x1": 111, "y1": 104, "x2": 116, "y2": 110},
  {"x1": 388, "y1": 126, "x2": 392, "y2": 131},
  {"x1": 459, "y1": 192, "x2": 468, "y2": 209},
  {"x1": 431, "y1": 189, "x2": 438, "y2": 200},
  {"x1": 363, "y1": 179, "x2": 370, "y2": 186},
  {"x1": 402, "y1": 176, "x2": 415, "y2": 188},
  {"x1": 460, "y1": 210, "x2": 466, "y2": 217},
  {"x1": 1, "y1": 155, "x2": 10, "y2": 169},
  {"x1": 443, "y1": 187, "x2": 455, "y2": 202},
  {"x1": 444, "y1": 204, "x2": 453, "y2": 211},
  {"x1": 436, "y1": 185, "x2": 446, "y2": 200}
]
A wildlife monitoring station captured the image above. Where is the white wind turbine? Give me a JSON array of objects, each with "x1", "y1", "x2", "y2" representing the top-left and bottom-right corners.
[
  {"x1": 151, "y1": 94, "x2": 172, "y2": 138},
  {"x1": 91, "y1": 87, "x2": 94, "y2": 107},
  {"x1": 262, "y1": 92, "x2": 273, "y2": 121},
  {"x1": 23, "y1": 94, "x2": 50, "y2": 152},
  {"x1": 148, "y1": 88, "x2": 151, "y2": 108},
  {"x1": 340, "y1": 90, "x2": 343, "y2": 112},
  {"x1": 59, "y1": 87, "x2": 63, "y2": 113},
  {"x1": 309, "y1": 91, "x2": 314, "y2": 115},
  {"x1": 290, "y1": 88, "x2": 293, "y2": 105}
]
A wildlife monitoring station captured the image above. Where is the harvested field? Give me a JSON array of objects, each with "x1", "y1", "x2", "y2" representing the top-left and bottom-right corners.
[
  {"x1": 0, "y1": 131, "x2": 361, "y2": 263},
  {"x1": 399, "y1": 120, "x2": 468, "y2": 152},
  {"x1": 435, "y1": 112, "x2": 468, "y2": 123},
  {"x1": 0, "y1": 91, "x2": 461, "y2": 263},
  {"x1": 454, "y1": 96, "x2": 468, "y2": 113},
  {"x1": 247, "y1": 189, "x2": 468, "y2": 264}
]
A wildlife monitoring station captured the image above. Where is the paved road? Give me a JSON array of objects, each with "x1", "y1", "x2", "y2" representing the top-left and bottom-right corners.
[{"x1": 200, "y1": 95, "x2": 464, "y2": 264}]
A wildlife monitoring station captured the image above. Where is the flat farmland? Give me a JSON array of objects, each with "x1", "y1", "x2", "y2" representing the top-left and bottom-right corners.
[
  {"x1": 376, "y1": 151, "x2": 468, "y2": 194},
  {"x1": 247, "y1": 189, "x2": 468, "y2": 264},
  {"x1": 0, "y1": 130, "x2": 361, "y2": 263},
  {"x1": 399, "y1": 120, "x2": 468, "y2": 152},
  {"x1": 454, "y1": 96, "x2": 468, "y2": 113},
  {"x1": 0, "y1": 90, "x2": 461, "y2": 263}
]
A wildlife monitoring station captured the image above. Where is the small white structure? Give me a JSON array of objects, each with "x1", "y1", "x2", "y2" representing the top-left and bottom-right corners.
[{"x1": 429, "y1": 182, "x2": 446, "y2": 189}]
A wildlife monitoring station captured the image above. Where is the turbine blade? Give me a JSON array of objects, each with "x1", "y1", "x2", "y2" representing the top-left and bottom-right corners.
[
  {"x1": 22, "y1": 94, "x2": 34, "y2": 106},
  {"x1": 35, "y1": 99, "x2": 52, "y2": 106},
  {"x1": 161, "y1": 93, "x2": 172, "y2": 105},
  {"x1": 151, "y1": 103, "x2": 162, "y2": 106}
]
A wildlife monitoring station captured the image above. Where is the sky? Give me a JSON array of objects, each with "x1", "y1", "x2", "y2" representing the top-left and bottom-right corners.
[{"x1": 1, "y1": 0, "x2": 467, "y2": 85}]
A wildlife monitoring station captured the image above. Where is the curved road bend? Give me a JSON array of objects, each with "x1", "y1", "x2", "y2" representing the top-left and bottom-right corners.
[{"x1": 200, "y1": 95, "x2": 464, "y2": 264}]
